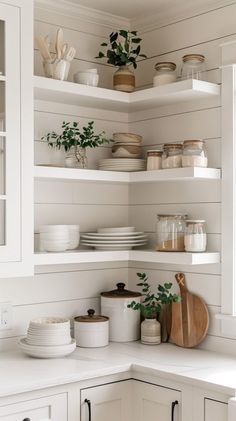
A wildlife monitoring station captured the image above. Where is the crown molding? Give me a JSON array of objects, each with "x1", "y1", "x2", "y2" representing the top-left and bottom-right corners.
[
  {"x1": 34, "y1": 0, "x2": 130, "y2": 30},
  {"x1": 131, "y1": 0, "x2": 236, "y2": 32}
]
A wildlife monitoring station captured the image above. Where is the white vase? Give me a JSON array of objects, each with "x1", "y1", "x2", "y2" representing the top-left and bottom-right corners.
[
  {"x1": 113, "y1": 65, "x2": 135, "y2": 92},
  {"x1": 141, "y1": 318, "x2": 161, "y2": 345},
  {"x1": 65, "y1": 146, "x2": 88, "y2": 169}
]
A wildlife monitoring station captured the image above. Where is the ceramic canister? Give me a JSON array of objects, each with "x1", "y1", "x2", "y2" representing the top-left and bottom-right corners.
[
  {"x1": 101, "y1": 283, "x2": 141, "y2": 342},
  {"x1": 74, "y1": 309, "x2": 109, "y2": 348}
]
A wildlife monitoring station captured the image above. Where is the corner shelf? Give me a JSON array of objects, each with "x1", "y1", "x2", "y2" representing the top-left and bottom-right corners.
[
  {"x1": 34, "y1": 250, "x2": 220, "y2": 266},
  {"x1": 34, "y1": 166, "x2": 221, "y2": 183},
  {"x1": 34, "y1": 76, "x2": 220, "y2": 112}
]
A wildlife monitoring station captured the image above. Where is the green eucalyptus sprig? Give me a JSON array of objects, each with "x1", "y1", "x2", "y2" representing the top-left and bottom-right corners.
[
  {"x1": 96, "y1": 30, "x2": 147, "y2": 69},
  {"x1": 42, "y1": 121, "x2": 110, "y2": 151},
  {"x1": 128, "y1": 272, "x2": 181, "y2": 319}
]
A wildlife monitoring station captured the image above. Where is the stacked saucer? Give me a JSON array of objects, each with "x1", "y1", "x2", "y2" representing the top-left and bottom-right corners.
[
  {"x1": 98, "y1": 158, "x2": 146, "y2": 172},
  {"x1": 19, "y1": 317, "x2": 76, "y2": 358},
  {"x1": 81, "y1": 227, "x2": 148, "y2": 250}
]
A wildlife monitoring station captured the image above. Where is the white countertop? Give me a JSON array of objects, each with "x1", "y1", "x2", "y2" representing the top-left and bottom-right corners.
[{"x1": 1, "y1": 342, "x2": 236, "y2": 398}]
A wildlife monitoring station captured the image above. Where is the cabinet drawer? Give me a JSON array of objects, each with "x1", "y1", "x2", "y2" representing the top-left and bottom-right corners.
[{"x1": 0, "y1": 393, "x2": 67, "y2": 421}]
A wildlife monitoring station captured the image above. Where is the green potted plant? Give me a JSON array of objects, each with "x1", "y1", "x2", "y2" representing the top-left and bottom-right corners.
[
  {"x1": 128, "y1": 272, "x2": 180, "y2": 345},
  {"x1": 42, "y1": 121, "x2": 110, "y2": 169},
  {"x1": 96, "y1": 30, "x2": 146, "y2": 92}
]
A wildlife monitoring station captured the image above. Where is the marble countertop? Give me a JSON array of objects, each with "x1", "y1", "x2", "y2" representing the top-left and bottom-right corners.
[{"x1": 1, "y1": 342, "x2": 236, "y2": 398}]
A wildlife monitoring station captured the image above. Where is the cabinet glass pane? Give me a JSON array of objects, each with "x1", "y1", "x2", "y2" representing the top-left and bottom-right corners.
[
  {"x1": 0, "y1": 136, "x2": 5, "y2": 194},
  {"x1": 0, "y1": 81, "x2": 5, "y2": 130},
  {"x1": 0, "y1": 200, "x2": 5, "y2": 245},
  {"x1": 0, "y1": 21, "x2": 4, "y2": 76}
]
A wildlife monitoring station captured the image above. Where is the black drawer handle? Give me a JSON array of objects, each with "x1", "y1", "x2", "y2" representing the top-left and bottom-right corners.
[
  {"x1": 171, "y1": 400, "x2": 179, "y2": 421},
  {"x1": 23, "y1": 418, "x2": 31, "y2": 421},
  {"x1": 85, "y1": 398, "x2": 91, "y2": 421}
]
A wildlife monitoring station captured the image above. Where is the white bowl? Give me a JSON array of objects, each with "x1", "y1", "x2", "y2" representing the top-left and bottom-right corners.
[
  {"x1": 74, "y1": 71, "x2": 99, "y2": 87},
  {"x1": 39, "y1": 225, "x2": 69, "y2": 233},
  {"x1": 42, "y1": 240, "x2": 69, "y2": 252}
]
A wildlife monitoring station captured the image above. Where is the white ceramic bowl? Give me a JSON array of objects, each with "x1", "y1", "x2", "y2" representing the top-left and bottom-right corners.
[
  {"x1": 39, "y1": 225, "x2": 69, "y2": 233},
  {"x1": 74, "y1": 71, "x2": 99, "y2": 87},
  {"x1": 42, "y1": 240, "x2": 69, "y2": 252},
  {"x1": 30, "y1": 317, "x2": 70, "y2": 328},
  {"x1": 68, "y1": 225, "x2": 80, "y2": 250}
]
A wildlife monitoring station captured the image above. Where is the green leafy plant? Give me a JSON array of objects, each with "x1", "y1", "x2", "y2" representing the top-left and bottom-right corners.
[
  {"x1": 128, "y1": 272, "x2": 181, "y2": 319},
  {"x1": 42, "y1": 121, "x2": 110, "y2": 151},
  {"x1": 96, "y1": 30, "x2": 147, "y2": 69}
]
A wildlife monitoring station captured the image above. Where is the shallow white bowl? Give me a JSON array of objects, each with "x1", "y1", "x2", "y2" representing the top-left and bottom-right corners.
[
  {"x1": 42, "y1": 240, "x2": 69, "y2": 252},
  {"x1": 39, "y1": 225, "x2": 69, "y2": 233},
  {"x1": 19, "y1": 338, "x2": 76, "y2": 359},
  {"x1": 74, "y1": 71, "x2": 99, "y2": 87}
]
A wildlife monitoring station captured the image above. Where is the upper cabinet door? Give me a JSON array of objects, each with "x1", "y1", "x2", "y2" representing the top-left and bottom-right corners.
[{"x1": 0, "y1": 1, "x2": 33, "y2": 277}]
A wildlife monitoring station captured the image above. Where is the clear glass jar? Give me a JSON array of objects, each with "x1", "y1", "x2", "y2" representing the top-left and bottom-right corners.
[
  {"x1": 182, "y1": 140, "x2": 208, "y2": 168},
  {"x1": 184, "y1": 220, "x2": 207, "y2": 252},
  {"x1": 65, "y1": 146, "x2": 88, "y2": 169},
  {"x1": 162, "y1": 144, "x2": 182, "y2": 169},
  {"x1": 146, "y1": 150, "x2": 163, "y2": 170},
  {"x1": 153, "y1": 62, "x2": 177, "y2": 87},
  {"x1": 156, "y1": 214, "x2": 188, "y2": 252},
  {"x1": 181, "y1": 54, "x2": 207, "y2": 81}
]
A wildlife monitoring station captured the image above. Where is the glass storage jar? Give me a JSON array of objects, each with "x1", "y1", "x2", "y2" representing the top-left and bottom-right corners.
[
  {"x1": 153, "y1": 62, "x2": 177, "y2": 87},
  {"x1": 146, "y1": 150, "x2": 163, "y2": 170},
  {"x1": 156, "y1": 214, "x2": 188, "y2": 252},
  {"x1": 162, "y1": 144, "x2": 182, "y2": 169},
  {"x1": 182, "y1": 140, "x2": 208, "y2": 167},
  {"x1": 184, "y1": 220, "x2": 207, "y2": 252},
  {"x1": 181, "y1": 54, "x2": 207, "y2": 81}
]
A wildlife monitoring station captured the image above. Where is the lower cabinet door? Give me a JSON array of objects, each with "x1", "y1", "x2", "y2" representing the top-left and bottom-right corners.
[
  {"x1": 81, "y1": 380, "x2": 132, "y2": 421},
  {"x1": 205, "y1": 399, "x2": 228, "y2": 421},
  {"x1": 133, "y1": 380, "x2": 181, "y2": 421},
  {"x1": 0, "y1": 393, "x2": 67, "y2": 421}
]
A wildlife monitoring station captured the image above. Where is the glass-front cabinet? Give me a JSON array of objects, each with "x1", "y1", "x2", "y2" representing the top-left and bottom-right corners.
[{"x1": 0, "y1": 1, "x2": 33, "y2": 277}]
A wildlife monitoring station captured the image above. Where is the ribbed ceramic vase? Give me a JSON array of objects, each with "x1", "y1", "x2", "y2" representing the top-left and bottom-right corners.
[
  {"x1": 113, "y1": 65, "x2": 135, "y2": 92},
  {"x1": 141, "y1": 318, "x2": 161, "y2": 345}
]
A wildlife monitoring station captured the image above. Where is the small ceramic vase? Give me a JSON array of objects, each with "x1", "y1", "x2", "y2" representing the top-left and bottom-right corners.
[
  {"x1": 113, "y1": 65, "x2": 135, "y2": 92},
  {"x1": 141, "y1": 318, "x2": 161, "y2": 345}
]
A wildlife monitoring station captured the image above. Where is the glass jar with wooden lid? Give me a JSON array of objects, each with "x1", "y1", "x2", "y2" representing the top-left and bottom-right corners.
[
  {"x1": 181, "y1": 54, "x2": 206, "y2": 80},
  {"x1": 156, "y1": 213, "x2": 188, "y2": 252},
  {"x1": 153, "y1": 62, "x2": 177, "y2": 87},
  {"x1": 182, "y1": 140, "x2": 208, "y2": 167},
  {"x1": 146, "y1": 149, "x2": 163, "y2": 170},
  {"x1": 162, "y1": 143, "x2": 183, "y2": 169}
]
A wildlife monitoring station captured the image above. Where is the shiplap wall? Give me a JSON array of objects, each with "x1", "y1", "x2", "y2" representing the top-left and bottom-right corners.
[
  {"x1": 2, "y1": 2, "x2": 236, "y2": 354},
  {"x1": 129, "y1": 2, "x2": 236, "y2": 354}
]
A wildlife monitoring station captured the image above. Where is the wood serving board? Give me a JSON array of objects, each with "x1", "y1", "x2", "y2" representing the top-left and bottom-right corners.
[{"x1": 170, "y1": 273, "x2": 209, "y2": 348}]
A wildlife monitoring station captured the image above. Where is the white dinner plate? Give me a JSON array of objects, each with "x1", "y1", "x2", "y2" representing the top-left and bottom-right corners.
[
  {"x1": 81, "y1": 239, "x2": 147, "y2": 244},
  {"x1": 81, "y1": 235, "x2": 147, "y2": 241},
  {"x1": 19, "y1": 338, "x2": 76, "y2": 358},
  {"x1": 81, "y1": 242, "x2": 147, "y2": 250},
  {"x1": 82, "y1": 231, "x2": 144, "y2": 237}
]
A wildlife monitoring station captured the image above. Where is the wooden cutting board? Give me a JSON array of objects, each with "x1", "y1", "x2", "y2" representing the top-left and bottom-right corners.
[{"x1": 170, "y1": 272, "x2": 209, "y2": 348}]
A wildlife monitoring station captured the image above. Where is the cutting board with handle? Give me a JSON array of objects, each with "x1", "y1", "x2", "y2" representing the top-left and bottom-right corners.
[{"x1": 170, "y1": 272, "x2": 209, "y2": 348}]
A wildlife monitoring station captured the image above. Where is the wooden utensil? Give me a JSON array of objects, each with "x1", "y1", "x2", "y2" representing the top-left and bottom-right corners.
[
  {"x1": 55, "y1": 28, "x2": 64, "y2": 59},
  {"x1": 170, "y1": 272, "x2": 209, "y2": 348},
  {"x1": 36, "y1": 36, "x2": 52, "y2": 61}
]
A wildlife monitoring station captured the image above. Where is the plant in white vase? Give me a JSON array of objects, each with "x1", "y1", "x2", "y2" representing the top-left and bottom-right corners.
[
  {"x1": 42, "y1": 121, "x2": 110, "y2": 169},
  {"x1": 128, "y1": 272, "x2": 180, "y2": 345},
  {"x1": 96, "y1": 30, "x2": 146, "y2": 92}
]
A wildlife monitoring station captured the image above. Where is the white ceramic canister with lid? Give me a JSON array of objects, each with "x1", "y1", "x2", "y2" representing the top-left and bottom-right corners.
[
  {"x1": 74, "y1": 309, "x2": 109, "y2": 348},
  {"x1": 101, "y1": 282, "x2": 141, "y2": 342}
]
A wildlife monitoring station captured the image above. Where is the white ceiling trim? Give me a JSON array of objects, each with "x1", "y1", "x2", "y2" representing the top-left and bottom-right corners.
[
  {"x1": 132, "y1": 0, "x2": 236, "y2": 32},
  {"x1": 35, "y1": 0, "x2": 236, "y2": 33},
  {"x1": 34, "y1": 0, "x2": 130, "y2": 30}
]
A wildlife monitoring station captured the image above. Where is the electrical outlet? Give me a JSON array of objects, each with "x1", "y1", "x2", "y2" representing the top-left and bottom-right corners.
[{"x1": 0, "y1": 302, "x2": 13, "y2": 330}]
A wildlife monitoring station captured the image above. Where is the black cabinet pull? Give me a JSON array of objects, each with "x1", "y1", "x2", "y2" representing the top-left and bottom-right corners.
[
  {"x1": 171, "y1": 400, "x2": 179, "y2": 421},
  {"x1": 22, "y1": 418, "x2": 31, "y2": 421},
  {"x1": 85, "y1": 398, "x2": 91, "y2": 421}
]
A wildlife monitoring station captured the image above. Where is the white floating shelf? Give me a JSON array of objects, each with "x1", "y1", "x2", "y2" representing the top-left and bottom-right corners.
[
  {"x1": 34, "y1": 250, "x2": 220, "y2": 266},
  {"x1": 34, "y1": 166, "x2": 221, "y2": 183},
  {"x1": 34, "y1": 76, "x2": 220, "y2": 112}
]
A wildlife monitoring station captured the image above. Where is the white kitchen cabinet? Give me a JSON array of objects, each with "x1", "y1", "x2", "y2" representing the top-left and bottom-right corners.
[
  {"x1": 133, "y1": 380, "x2": 181, "y2": 421},
  {"x1": 0, "y1": 392, "x2": 67, "y2": 421},
  {"x1": 205, "y1": 399, "x2": 228, "y2": 421},
  {"x1": 81, "y1": 380, "x2": 132, "y2": 421},
  {"x1": 0, "y1": 0, "x2": 33, "y2": 277}
]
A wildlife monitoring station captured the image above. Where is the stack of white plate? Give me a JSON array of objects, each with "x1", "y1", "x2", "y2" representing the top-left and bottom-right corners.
[
  {"x1": 18, "y1": 317, "x2": 76, "y2": 358},
  {"x1": 81, "y1": 227, "x2": 148, "y2": 250},
  {"x1": 98, "y1": 158, "x2": 146, "y2": 172}
]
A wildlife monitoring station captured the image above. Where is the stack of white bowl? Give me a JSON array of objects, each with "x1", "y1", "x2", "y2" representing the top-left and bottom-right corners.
[
  {"x1": 19, "y1": 317, "x2": 76, "y2": 358},
  {"x1": 39, "y1": 225, "x2": 80, "y2": 252}
]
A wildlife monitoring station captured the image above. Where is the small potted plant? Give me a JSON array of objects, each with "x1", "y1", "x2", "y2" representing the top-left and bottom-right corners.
[
  {"x1": 42, "y1": 121, "x2": 110, "y2": 169},
  {"x1": 96, "y1": 30, "x2": 146, "y2": 92},
  {"x1": 128, "y1": 272, "x2": 180, "y2": 345}
]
